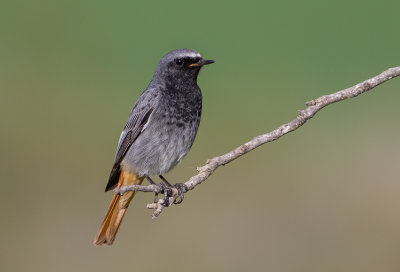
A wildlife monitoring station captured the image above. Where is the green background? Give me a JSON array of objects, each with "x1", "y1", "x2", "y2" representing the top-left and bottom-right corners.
[{"x1": 1, "y1": 0, "x2": 400, "y2": 271}]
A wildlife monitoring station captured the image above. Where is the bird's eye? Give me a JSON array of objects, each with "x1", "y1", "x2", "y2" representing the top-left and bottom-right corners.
[{"x1": 175, "y1": 59, "x2": 184, "y2": 66}]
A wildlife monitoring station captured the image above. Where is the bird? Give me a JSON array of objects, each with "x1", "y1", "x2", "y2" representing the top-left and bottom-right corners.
[{"x1": 93, "y1": 49, "x2": 214, "y2": 245}]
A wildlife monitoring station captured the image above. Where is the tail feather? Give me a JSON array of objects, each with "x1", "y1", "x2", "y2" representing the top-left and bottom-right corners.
[{"x1": 94, "y1": 171, "x2": 143, "y2": 246}]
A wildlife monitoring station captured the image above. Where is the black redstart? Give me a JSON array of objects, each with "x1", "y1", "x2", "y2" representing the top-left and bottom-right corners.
[{"x1": 94, "y1": 49, "x2": 214, "y2": 245}]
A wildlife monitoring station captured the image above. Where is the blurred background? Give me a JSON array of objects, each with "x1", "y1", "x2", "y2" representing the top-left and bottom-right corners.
[{"x1": 1, "y1": 0, "x2": 400, "y2": 271}]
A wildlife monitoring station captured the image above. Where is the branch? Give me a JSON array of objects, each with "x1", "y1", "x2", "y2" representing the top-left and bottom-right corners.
[{"x1": 116, "y1": 66, "x2": 400, "y2": 218}]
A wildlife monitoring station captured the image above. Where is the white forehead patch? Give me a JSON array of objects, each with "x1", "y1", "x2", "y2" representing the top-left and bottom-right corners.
[{"x1": 177, "y1": 51, "x2": 201, "y2": 59}]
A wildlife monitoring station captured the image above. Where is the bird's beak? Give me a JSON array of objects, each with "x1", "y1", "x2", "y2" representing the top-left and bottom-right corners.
[{"x1": 189, "y1": 59, "x2": 215, "y2": 67}]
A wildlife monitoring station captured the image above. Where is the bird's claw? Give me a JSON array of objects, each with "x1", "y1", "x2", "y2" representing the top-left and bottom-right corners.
[
  {"x1": 162, "y1": 185, "x2": 173, "y2": 207},
  {"x1": 157, "y1": 183, "x2": 187, "y2": 207},
  {"x1": 172, "y1": 183, "x2": 187, "y2": 204},
  {"x1": 153, "y1": 192, "x2": 159, "y2": 203}
]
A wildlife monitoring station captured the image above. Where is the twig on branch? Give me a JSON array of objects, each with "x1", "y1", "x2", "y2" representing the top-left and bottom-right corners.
[{"x1": 115, "y1": 66, "x2": 400, "y2": 218}]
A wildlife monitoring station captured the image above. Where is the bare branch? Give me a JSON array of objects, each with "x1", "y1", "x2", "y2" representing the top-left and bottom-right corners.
[{"x1": 116, "y1": 66, "x2": 400, "y2": 218}]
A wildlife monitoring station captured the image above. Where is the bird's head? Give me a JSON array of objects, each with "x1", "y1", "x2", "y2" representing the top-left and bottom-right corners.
[{"x1": 153, "y1": 49, "x2": 214, "y2": 86}]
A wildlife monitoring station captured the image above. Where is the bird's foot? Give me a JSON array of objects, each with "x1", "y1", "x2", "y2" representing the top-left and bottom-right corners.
[
  {"x1": 157, "y1": 183, "x2": 188, "y2": 207},
  {"x1": 159, "y1": 183, "x2": 172, "y2": 207},
  {"x1": 153, "y1": 192, "x2": 159, "y2": 203},
  {"x1": 172, "y1": 183, "x2": 187, "y2": 204}
]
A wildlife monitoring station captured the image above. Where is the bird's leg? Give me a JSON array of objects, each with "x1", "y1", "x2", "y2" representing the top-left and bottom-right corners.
[
  {"x1": 145, "y1": 175, "x2": 156, "y2": 185},
  {"x1": 159, "y1": 175, "x2": 172, "y2": 186},
  {"x1": 145, "y1": 175, "x2": 159, "y2": 203},
  {"x1": 159, "y1": 175, "x2": 187, "y2": 205},
  {"x1": 146, "y1": 175, "x2": 172, "y2": 206},
  {"x1": 158, "y1": 175, "x2": 174, "y2": 206},
  {"x1": 158, "y1": 175, "x2": 171, "y2": 206}
]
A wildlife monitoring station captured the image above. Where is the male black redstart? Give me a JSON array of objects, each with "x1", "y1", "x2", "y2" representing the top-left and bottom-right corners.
[{"x1": 94, "y1": 49, "x2": 214, "y2": 245}]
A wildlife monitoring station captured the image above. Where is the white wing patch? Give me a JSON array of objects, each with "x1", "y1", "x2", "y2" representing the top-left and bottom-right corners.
[
  {"x1": 141, "y1": 115, "x2": 151, "y2": 132},
  {"x1": 116, "y1": 131, "x2": 126, "y2": 151}
]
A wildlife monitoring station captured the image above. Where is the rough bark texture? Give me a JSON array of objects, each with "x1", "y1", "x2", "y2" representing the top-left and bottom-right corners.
[{"x1": 115, "y1": 66, "x2": 400, "y2": 218}]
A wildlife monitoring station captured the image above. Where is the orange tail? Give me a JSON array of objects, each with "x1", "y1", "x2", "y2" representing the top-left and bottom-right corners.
[{"x1": 94, "y1": 171, "x2": 144, "y2": 246}]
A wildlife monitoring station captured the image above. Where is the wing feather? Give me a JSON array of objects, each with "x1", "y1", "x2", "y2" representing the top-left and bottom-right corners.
[{"x1": 105, "y1": 89, "x2": 159, "y2": 191}]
